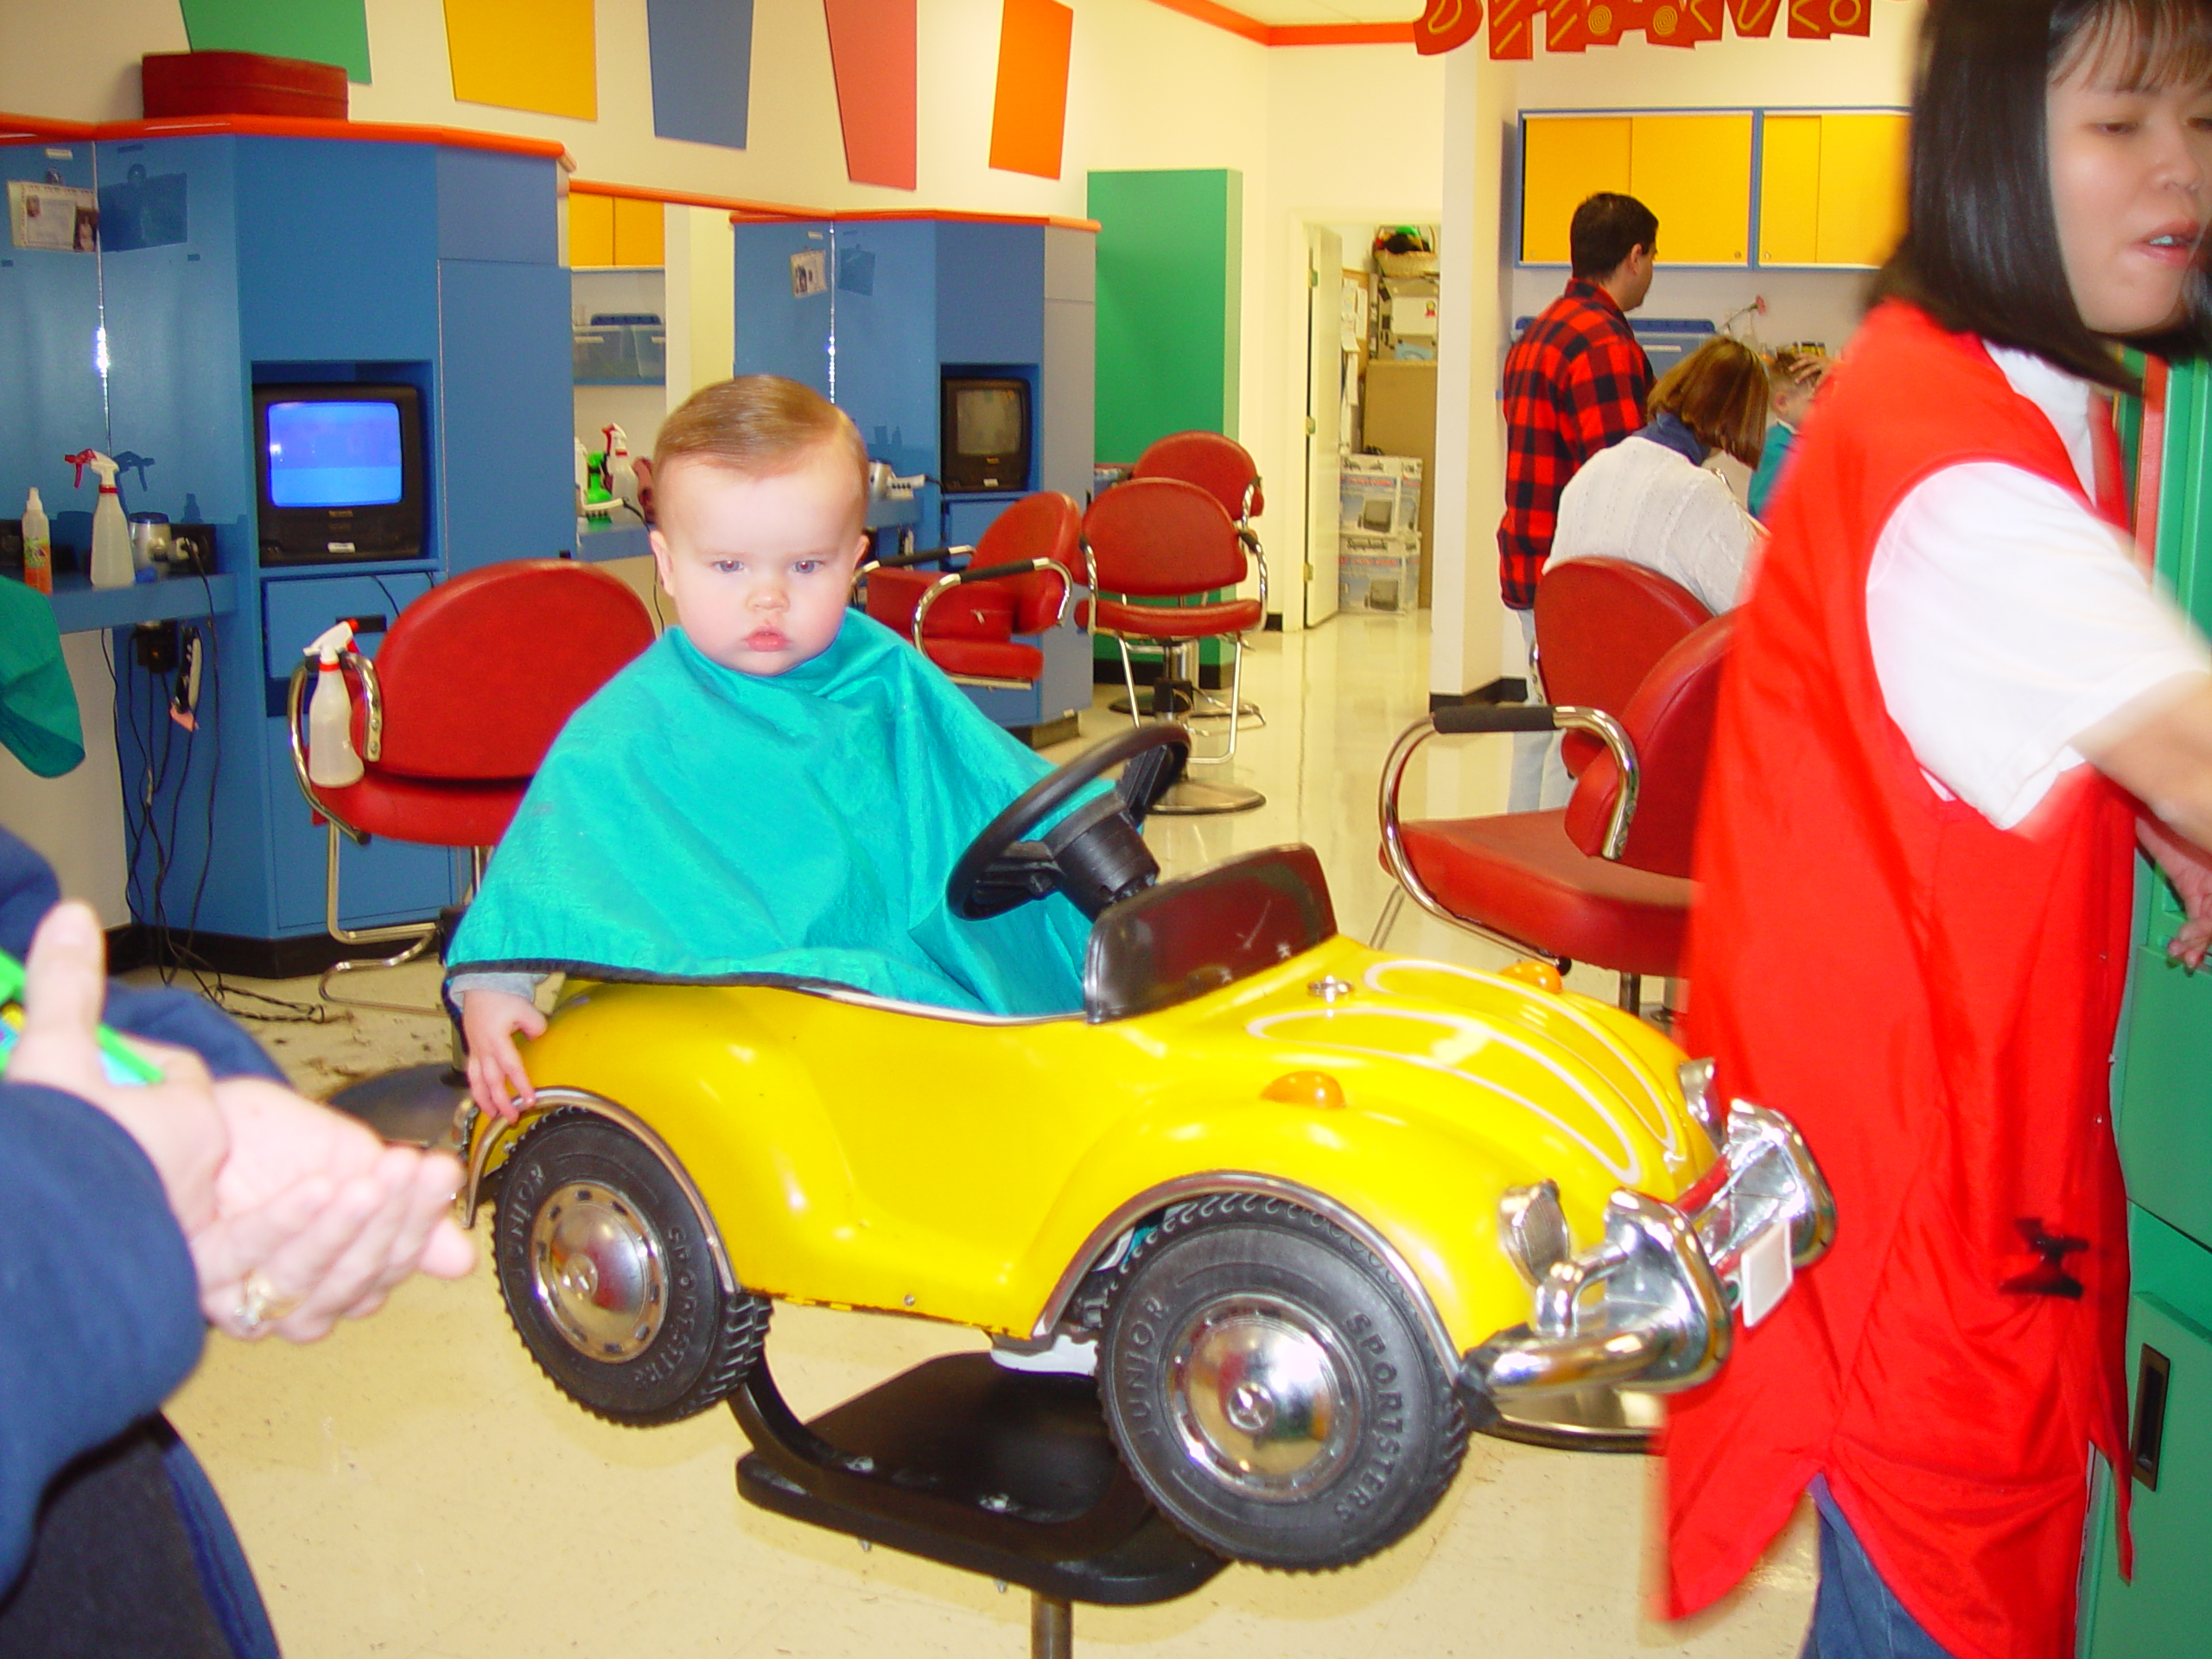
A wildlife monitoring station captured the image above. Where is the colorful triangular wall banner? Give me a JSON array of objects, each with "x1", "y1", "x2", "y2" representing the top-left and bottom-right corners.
[
  {"x1": 988, "y1": 0, "x2": 1072, "y2": 181},
  {"x1": 178, "y1": 0, "x2": 372, "y2": 83},
  {"x1": 648, "y1": 0, "x2": 753, "y2": 150},
  {"x1": 823, "y1": 0, "x2": 918, "y2": 190}
]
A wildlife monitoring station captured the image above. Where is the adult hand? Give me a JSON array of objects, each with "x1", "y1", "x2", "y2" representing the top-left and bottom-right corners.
[
  {"x1": 9, "y1": 903, "x2": 227, "y2": 1234},
  {"x1": 2140, "y1": 816, "x2": 2212, "y2": 969},
  {"x1": 195, "y1": 1077, "x2": 475, "y2": 1342},
  {"x1": 10, "y1": 902, "x2": 474, "y2": 1342}
]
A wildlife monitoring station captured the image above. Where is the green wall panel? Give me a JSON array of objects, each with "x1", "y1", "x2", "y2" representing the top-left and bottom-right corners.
[
  {"x1": 1087, "y1": 168, "x2": 1241, "y2": 463},
  {"x1": 180, "y1": 0, "x2": 373, "y2": 84}
]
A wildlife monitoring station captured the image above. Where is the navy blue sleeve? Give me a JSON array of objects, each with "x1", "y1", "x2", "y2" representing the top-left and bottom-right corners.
[
  {"x1": 0, "y1": 1083, "x2": 205, "y2": 1591},
  {"x1": 0, "y1": 825, "x2": 283, "y2": 1083}
]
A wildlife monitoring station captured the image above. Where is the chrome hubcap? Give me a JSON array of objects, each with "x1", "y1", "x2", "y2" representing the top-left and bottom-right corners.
[
  {"x1": 1166, "y1": 1294, "x2": 1359, "y2": 1501},
  {"x1": 530, "y1": 1180, "x2": 668, "y2": 1361}
]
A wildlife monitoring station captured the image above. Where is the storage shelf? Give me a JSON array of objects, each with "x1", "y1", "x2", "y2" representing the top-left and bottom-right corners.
[
  {"x1": 573, "y1": 524, "x2": 652, "y2": 562},
  {"x1": 48, "y1": 571, "x2": 238, "y2": 634},
  {"x1": 574, "y1": 377, "x2": 666, "y2": 387}
]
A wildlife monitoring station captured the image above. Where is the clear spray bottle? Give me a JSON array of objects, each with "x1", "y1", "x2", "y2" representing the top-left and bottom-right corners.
[
  {"x1": 302, "y1": 621, "x2": 365, "y2": 788},
  {"x1": 64, "y1": 450, "x2": 132, "y2": 589}
]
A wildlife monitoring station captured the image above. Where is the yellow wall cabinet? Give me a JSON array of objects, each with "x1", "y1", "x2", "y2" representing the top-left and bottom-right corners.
[
  {"x1": 1520, "y1": 109, "x2": 1907, "y2": 270},
  {"x1": 567, "y1": 191, "x2": 666, "y2": 269}
]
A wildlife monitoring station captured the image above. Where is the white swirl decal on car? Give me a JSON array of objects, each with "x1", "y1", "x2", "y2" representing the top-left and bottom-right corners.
[
  {"x1": 1358, "y1": 958, "x2": 1681, "y2": 1158},
  {"x1": 1244, "y1": 1005, "x2": 1643, "y2": 1183}
]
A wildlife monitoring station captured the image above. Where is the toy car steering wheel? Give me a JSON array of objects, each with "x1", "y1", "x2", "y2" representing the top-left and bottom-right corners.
[{"x1": 948, "y1": 724, "x2": 1192, "y2": 922}]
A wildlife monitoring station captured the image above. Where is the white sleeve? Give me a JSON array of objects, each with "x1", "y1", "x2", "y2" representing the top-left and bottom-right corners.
[{"x1": 1866, "y1": 462, "x2": 2211, "y2": 830}]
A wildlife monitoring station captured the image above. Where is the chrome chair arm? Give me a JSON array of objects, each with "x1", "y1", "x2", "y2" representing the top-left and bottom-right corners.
[
  {"x1": 1376, "y1": 703, "x2": 1643, "y2": 931},
  {"x1": 284, "y1": 652, "x2": 384, "y2": 846},
  {"x1": 911, "y1": 557, "x2": 1075, "y2": 648}
]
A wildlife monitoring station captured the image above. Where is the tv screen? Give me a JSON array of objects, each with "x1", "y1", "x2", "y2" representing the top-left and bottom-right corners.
[
  {"x1": 266, "y1": 400, "x2": 405, "y2": 508},
  {"x1": 254, "y1": 384, "x2": 426, "y2": 565},
  {"x1": 939, "y1": 375, "x2": 1030, "y2": 493}
]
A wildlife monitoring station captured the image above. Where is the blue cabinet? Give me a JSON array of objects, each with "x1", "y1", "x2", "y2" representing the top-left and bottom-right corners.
[{"x1": 14, "y1": 130, "x2": 571, "y2": 957}]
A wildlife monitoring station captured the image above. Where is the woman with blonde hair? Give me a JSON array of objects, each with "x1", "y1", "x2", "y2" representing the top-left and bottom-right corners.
[{"x1": 1546, "y1": 334, "x2": 1769, "y2": 613}]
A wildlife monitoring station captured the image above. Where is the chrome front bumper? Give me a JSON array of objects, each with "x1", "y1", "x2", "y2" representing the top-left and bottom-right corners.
[{"x1": 1460, "y1": 1101, "x2": 1835, "y2": 1408}]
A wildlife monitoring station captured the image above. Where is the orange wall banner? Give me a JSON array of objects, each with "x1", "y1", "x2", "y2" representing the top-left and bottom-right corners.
[
  {"x1": 988, "y1": 0, "x2": 1073, "y2": 180},
  {"x1": 823, "y1": 0, "x2": 917, "y2": 189}
]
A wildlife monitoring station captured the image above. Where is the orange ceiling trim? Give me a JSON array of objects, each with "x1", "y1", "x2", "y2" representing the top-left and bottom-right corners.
[
  {"x1": 1141, "y1": 0, "x2": 1418, "y2": 46},
  {"x1": 571, "y1": 178, "x2": 824, "y2": 218},
  {"x1": 1271, "y1": 21, "x2": 1416, "y2": 42},
  {"x1": 726, "y1": 206, "x2": 1102, "y2": 232},
  {"x1": 4, "y1": 111, "x2": 575, "y2": 164}
]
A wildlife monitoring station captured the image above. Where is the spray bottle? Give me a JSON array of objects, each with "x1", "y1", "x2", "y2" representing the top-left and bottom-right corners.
[
  {"x1": 20, "y1": 487, "x2": 49, "y2": 595},
  {"x1": 64, "y1": 450, "x2": 131, "y2": 589},
  {"x1": 601, "y1": 423, "x2": 641, "y2": 518},
  {"x1": 302, "y1": 621, "x2": 365, "y2": 788}
]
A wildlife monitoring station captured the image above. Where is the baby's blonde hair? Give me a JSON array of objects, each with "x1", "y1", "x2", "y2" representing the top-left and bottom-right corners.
[{"x1": 654, "y1": 376, "x2": 869, "y2": 505}]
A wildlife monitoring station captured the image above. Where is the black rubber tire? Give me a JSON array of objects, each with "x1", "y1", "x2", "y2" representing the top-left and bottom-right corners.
[
  {"x1": 1099, "y1": 1193, "x2": 1465, "y2": 1570},
  {"x1": 494, "y1": 1110, "x2": 769, "y2": 1427}
]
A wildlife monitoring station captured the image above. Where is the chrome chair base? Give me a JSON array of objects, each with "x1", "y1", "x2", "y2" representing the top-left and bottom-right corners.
[
  {"x1": 1149, "y1": 779, "x2": 1265, "y2": 815},
  {"x1": 325, "y1": 1060, "x2": 471, "y2": 1149}
]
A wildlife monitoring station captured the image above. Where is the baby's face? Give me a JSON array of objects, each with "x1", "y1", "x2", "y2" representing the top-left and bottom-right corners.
[{"x1": 650, "y1": 445, "x2": 868, "y2": 676}]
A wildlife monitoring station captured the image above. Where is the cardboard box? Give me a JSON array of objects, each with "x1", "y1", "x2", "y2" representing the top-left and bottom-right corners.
[
  {"x1": 1338, "y1": 531, "x2": 1420, "y2": 612},
  {"x1": 1339, "y1": 455, "x2": 1422, "y2": 537}
]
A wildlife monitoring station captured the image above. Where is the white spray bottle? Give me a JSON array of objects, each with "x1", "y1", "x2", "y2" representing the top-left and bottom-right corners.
[
  {"x1": 303, "y1": 621, "x2": 365, "y2": 788},
  {"x1": 65, "y1": 450, "x2": 132, "y2": 589},
  {"x1": 601, "y1": 423, "x2": 641, "y2": 518}
]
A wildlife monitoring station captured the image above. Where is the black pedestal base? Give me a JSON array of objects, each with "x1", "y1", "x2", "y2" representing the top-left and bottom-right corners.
[{"x1": 730, "y1": 1351, "x2": 1223, "y2": 1613}]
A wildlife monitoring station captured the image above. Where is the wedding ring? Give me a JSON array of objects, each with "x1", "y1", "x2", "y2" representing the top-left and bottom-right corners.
[{"x1": 235, "y1": 1270, "x2": 302, "y2": 1335}]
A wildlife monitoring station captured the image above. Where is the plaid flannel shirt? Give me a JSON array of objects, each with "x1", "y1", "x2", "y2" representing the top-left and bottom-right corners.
[{"x1": 1496, "y1": 279, "x2": 1654, "y2": 608}]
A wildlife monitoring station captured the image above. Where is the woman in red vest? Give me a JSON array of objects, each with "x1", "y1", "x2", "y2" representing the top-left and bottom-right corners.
[{"x1": 1666, "y1": 3, "x2": 2212, "y2": 1657}]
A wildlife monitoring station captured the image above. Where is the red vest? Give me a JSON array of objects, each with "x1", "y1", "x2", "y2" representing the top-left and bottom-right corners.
[{"x1": 1666, "y1": 303, "x2": 2136, "y2": 1659}]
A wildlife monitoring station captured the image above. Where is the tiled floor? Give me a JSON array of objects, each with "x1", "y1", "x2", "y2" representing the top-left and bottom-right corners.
[{"x1": 161, "y1": 609, "x2": 1815, "y2": 1658}]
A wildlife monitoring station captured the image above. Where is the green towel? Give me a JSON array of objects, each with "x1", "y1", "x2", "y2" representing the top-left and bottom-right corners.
[
  {"x1": 0, "y1": 581, "x2": 85, "y2": 779},
  {"x1": 448, "y1": 613, "x2": 1094, "y2": 1015}
]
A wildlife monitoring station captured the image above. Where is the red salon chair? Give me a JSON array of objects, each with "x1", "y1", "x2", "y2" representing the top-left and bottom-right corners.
[
  {"x1": 1125, "y1": 432, "x2": 1268, "y2": 728},
  {"x1": 284, "y1": 560, "x2": 653, "y2": 1141},
  {"x1": 1530, "y1": 557, "x2": 1712, "y2": 776},
  {"x1": 860, "y1": 491, "x2": 1089, "y2": 690},
  {"x1": 1372, "y1": 613, "x2": 1735, "y2": 1017},
  {"x1": 1084, "y1": 477, "x2": 1266, "y2": 814}
]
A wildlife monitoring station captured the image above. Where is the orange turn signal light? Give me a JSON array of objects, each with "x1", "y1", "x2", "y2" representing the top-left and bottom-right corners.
[
  {"x1": 1262, "y1": 1070, "x2": 1346, "y2": 1109},
  {"x1": 1499, "y1": 958, "x2": 1565, "y2": 995}
]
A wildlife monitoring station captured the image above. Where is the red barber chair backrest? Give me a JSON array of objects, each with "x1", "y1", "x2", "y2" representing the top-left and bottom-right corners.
[
  {"x1": 370, "y1": 560, "x2": 656, "y2": 780},
  {"x1": 1083, "y1": 478, "x2": 1248, "y2": 598},
  {"x1": 973, "y1": 490, "x2": 1085, "y2": 632},
  {"x1": 1562, "y1": 612, "x2": 1735, "y2": 879},
  {"x1": 1133, "y1": 431, "x2": 1264, "y2": 523},
  {"x1": 1535, "y1": 557, "x2": 1713, "y2": 774}
]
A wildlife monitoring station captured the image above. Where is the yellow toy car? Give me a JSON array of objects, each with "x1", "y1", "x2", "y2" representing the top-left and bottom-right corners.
[{"x1": 458, "y1": 727, "x2": 1833, "y2": 1572}]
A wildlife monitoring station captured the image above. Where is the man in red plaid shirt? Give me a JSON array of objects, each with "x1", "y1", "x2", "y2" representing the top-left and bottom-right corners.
[{"x1": 1499, "y1": 194, "x2": 1658, "y2": 810}]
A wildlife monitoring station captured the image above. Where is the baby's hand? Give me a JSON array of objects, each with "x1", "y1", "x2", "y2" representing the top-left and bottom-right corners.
[{"x1": 461, "y1": 988, "x2": 547, "y2": 1122}]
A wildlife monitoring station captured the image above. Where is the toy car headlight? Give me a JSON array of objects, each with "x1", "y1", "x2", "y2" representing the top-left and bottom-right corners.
[{"x1": 1497, "y1": 1180, "x2": 1571, "y2": 1287}]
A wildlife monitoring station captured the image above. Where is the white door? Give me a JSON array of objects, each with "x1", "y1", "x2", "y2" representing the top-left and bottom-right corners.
[{"x1": 1304, "y1": 225, "x2": 1343, "y2": 627}]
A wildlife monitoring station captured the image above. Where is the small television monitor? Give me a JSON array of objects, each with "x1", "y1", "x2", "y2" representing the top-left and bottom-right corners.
[
  {"x1": 254, "y1": 384, "x2": 427, "y2": 565},
  {"x1": 940, "y1": 375, "x2": 1031, "y2": 494}
]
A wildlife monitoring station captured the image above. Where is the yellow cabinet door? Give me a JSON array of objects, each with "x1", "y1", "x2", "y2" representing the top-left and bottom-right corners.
[
  {"x1": 1629, "y1": 113, "x2": 1753, "y2": 265},
  {"x1": 613, "y1": 196, "x2": 665, "y2": 268},
  {"x1": 1758, "y1": 114, "x2": 1822, "y2": 265},
  {"x1": 1521, "y1": 116, "x2": 1631, "y2": 264},
  {"x1": 1758, "y1": 111, "x2": 1909, "y2": 267},
  {"x1": 569, "y1": 190, "x2": 614, "y2": 268}
]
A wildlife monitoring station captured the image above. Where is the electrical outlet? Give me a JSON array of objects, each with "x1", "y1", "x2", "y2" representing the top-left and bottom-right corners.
[{"x1": 133, "y1": 620, "x2": 179, "y2": 674}]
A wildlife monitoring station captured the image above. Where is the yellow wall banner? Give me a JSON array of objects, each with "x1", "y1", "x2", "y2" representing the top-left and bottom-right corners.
[{"x1": 444, "y1": 0, "x2": 597, "y2": 120}]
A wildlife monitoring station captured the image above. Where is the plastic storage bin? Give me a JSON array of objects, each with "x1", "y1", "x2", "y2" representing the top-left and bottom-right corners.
[
  {"x1": 573, "y1": 324, "x2": 638, "y2": 383},
  {"x1": 632, "y1": 327, "x2": 667, "y2": 382}
]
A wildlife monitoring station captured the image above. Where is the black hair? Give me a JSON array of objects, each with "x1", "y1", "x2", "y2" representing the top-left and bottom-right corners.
[
  {"x1": 1874, "y1": 0, "x2": 2212, "y2": 390},
  {"x1": 1569, "y1": 193, "x2": 1660, "y2": 278}
]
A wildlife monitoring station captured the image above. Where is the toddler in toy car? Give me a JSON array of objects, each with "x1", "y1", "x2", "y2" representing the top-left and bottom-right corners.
[{"x1": 447, "y1": 376, "x2": 1096, "y2": 1118}]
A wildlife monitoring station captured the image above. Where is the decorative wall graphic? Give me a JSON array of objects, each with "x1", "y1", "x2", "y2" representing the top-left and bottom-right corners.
[
  {"x1": 1480, "y1": 0, "x2": 1888, "y2": 54},
  {"x1": 443, "y1": 0, "x2": 597, "y2": 120},
  {"x1": 1414, "y1": 0, "x2": 1483, "y2": 55},
  {"x1": 823, "y1": 0, "x2": 917, "y2": 189},
  {"x1": 647, "y1": 0, "x2": 753, "y2": 149},
  {"x1": 988, "y1": 0, "x2": 1073, "y2": 180},
  {"x1": 179, "y1": 0, "x2": 372, "y2": 84}
]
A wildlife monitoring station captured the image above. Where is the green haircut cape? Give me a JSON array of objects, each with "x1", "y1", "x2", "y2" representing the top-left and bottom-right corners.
[{"x1": 447, "y1": 613, "x2": 1093, "y2": 1015}]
